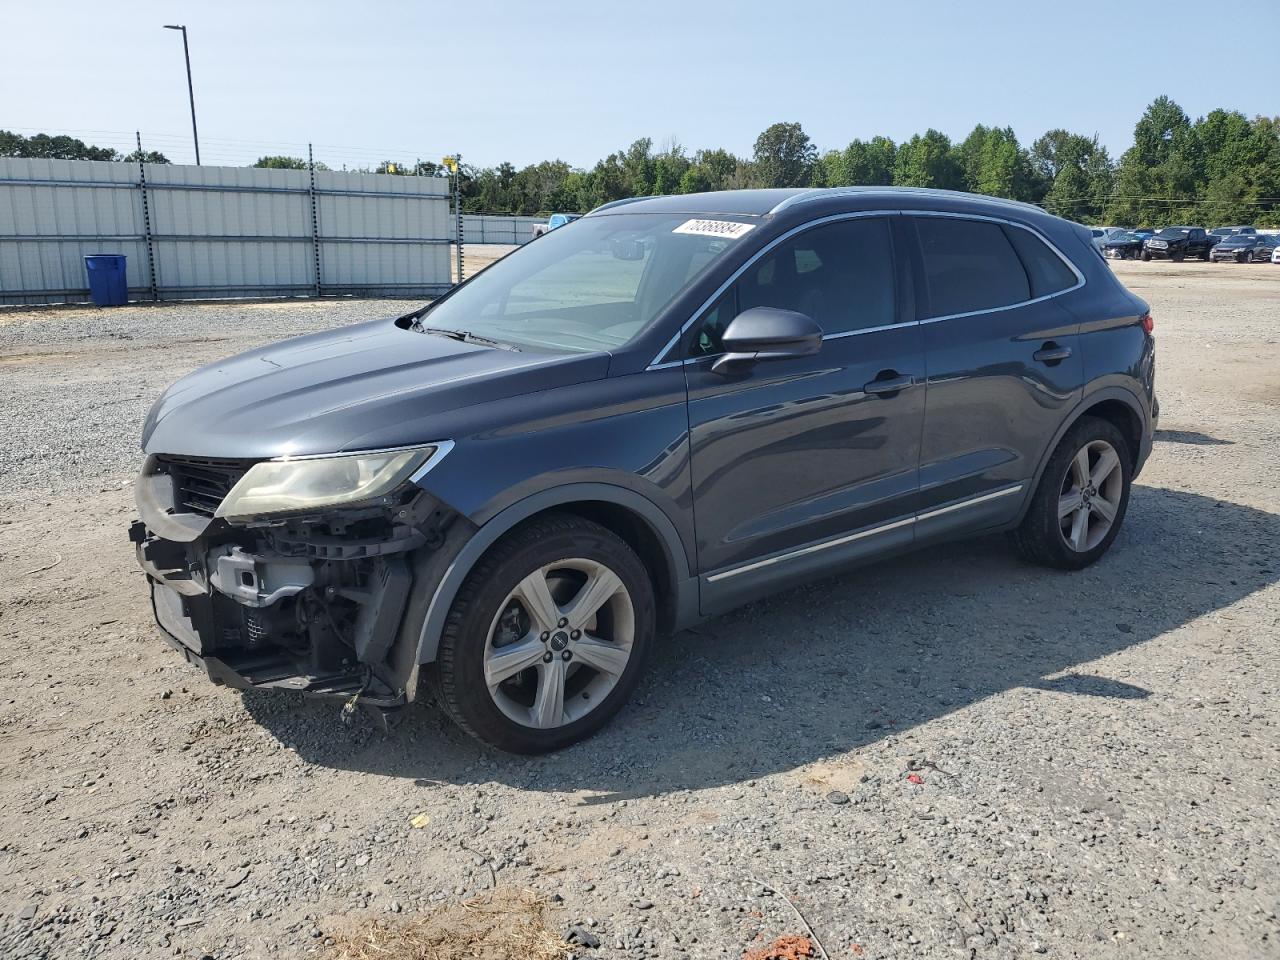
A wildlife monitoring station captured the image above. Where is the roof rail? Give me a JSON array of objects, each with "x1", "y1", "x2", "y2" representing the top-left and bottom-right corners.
[
  {"x1": 769, "y1": 186, "x2": 1048, "y2": 217},
  {"x1": 586, "y1": 196, "x2": 656, "y2": 216}
]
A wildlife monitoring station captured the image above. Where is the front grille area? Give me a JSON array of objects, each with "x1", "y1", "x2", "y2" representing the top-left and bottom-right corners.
[{"x1": 157, "y1": 455, "x2": 250, "y2": 517}]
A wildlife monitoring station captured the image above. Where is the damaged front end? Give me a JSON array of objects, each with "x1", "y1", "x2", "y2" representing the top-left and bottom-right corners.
[{"x1": 130, "y1": 451, "x2": 458, "y2": 711}]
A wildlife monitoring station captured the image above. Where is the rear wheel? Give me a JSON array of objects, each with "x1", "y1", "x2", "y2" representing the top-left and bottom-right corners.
[
  {"x1": 1013, "y1": 417, "x2": 1132, "y2": 570},
  {"x1": 431, "y1": 513, "x2": 654, "y2": 753}
]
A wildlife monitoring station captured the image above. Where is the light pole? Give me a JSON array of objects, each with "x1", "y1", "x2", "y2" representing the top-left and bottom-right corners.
[{"x1": 163, "y1": 24, "x2": 200, "y2": 165}]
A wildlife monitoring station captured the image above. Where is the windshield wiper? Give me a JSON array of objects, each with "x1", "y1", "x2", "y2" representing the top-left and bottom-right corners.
[{"x1": 412, "y1": 324, "x2": 521, "y2": 352}]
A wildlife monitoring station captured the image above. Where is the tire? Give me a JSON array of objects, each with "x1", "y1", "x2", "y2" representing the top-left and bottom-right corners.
[
  {"x1": 1171, "y1": 249, "x2": 1184, "y2": 262},
  {"x1": 1013, "y1": 416, "x2": 1132, "y2": 571},
  {"x1": 430, "y1": 513, "x2": 654, "y2": 753},
  {"x1": 1140, "y1": 249, "x2": 1151, "y2": 262},
  {"x1": 1200, "y1": 248, "x2": 1211, "y2": 261}
]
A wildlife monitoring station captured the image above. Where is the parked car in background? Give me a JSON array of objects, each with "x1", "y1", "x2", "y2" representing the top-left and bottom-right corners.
[
  {"x1": 1210, "y1": 226, "x2": 1257, "y2": 241},
  {"x1": 1272, "y1": 240, "x2": 1280, "y2": 264},
  {"x1": 128, "y1": 187, "x2": 1156, "y2": 752},
  {"x1": 1142, "y1": 226, "x2": 1214, "y2": 261},
  {"x1": 531, "y1": 213, "x2": 581, "y2": 239},
  {"x1": 1103, "y1": 231, "x2": 1146, "y2": 260},
  {"x1": 1211, "y1": 233, "x2": 1278, "y2": 262},
  {"x1": 1089, "y1": 227, "x2": 1123, "y2": 251}
]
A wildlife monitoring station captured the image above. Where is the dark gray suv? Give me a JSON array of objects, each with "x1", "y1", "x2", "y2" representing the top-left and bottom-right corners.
[{"x1": 130, "y1": 187, "x2": 1157, "y2": 753}]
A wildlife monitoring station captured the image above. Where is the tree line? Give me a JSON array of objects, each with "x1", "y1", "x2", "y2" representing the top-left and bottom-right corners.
[
  {"x1": 5, "y1": 96, "x2": 1278, "y2": 227},
  {"x1": 450, "y1": 96, "x2": 1279, "y2": 228}
]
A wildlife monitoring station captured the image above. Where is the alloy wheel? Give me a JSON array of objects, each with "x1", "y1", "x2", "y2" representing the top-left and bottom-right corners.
[
  {"x1": 483, "y1": 558, "x2": 635, "y2": 729},
  {"x1": 1057, "y1": 439, "x2": 1124, "y2": 552}
]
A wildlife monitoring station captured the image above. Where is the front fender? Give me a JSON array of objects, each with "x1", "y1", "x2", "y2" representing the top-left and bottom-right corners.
[{"x1": 410, "y1": 482, "x2": 697, "y2": 666}]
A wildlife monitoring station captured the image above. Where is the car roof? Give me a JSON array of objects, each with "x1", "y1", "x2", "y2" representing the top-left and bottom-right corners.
[{"x1": 586, "y1": 186, "x2": 1053, "y2": 221}]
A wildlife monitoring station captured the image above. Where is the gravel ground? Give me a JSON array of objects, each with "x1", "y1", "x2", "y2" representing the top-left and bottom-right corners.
[{"x1": 1, "y1": 261, "x2": 1278, "y2": 960}]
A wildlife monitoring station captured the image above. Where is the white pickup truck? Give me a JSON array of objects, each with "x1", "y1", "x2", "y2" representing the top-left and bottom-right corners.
[{"x1": 531, "y1": 213, "x2": 581, "y2": 239}]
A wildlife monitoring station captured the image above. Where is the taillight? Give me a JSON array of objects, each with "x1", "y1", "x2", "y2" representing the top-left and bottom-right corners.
[{"x1": 1140, "y1": 312, "x2": 1154, "y2": 335}]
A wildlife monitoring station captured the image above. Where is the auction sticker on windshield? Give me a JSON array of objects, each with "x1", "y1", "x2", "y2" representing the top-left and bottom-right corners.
[{"x1": 673, "y1": 219, "x2": 756, "y2": 240}]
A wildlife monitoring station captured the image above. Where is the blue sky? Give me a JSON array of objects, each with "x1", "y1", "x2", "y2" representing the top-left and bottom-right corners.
[{"x1": 4, "y1": 0, "x2": 1277, "y2": 169}]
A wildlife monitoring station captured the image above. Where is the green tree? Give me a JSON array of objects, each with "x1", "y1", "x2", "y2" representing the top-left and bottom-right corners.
[
  {"x1": 752, "y1": 122, "x2": 817, "y2": 188},
  {"x1": 253, "y1": 155, "x2": 309, "y2": 170},
  {"x1": 1031, "y1": 130, "x2": 1113, "y2": 222},
  {"x1": 0, "y1": 130, "x2": 120, "y2": 161},
  {"x1": 1107, "y1": 97, "x2": 1195, "y2": 225},
  {"x1": 678, "y1": 148, "x2": 744, "y2": 193},
  {"x1": 122, "y1": 149, "x2": 171, "y2": 165},
  {"x1": 652, "y1": 140, "x2": 691, "y2": 195},
  {"x1": 823, "y1": 136, "x2": 896, "y2": 187},
  {"x1": 893, "y1": 129, "x2": 962, "y2": 189}
]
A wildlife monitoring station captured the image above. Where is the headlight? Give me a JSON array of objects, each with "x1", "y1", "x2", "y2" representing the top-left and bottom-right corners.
[{"x1": 215, "y1": 445, "x2": 444, "y2": 521}]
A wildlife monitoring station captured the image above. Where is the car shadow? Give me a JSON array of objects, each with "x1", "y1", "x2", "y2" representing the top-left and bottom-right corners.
[
  {"x1": 1154, "y1": 429, "x2": 1233, "y2": 446},
  {"x1": 243, "y1": 485, "x2": 1278, "y2": 800}
]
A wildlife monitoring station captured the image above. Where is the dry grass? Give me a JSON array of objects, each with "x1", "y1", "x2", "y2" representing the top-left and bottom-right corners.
[{"x1": 326, "y1": 888, "x2": 564, "y2": 960}]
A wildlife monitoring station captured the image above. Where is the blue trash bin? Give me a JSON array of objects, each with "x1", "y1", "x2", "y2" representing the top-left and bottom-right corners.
[{"x1": 85, "y1": 254, "x2": 128, "y2": 307}]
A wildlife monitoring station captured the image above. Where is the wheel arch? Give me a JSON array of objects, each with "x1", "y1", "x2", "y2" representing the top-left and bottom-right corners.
[
  {"x1": 414, "y1": 483, "x2": 696, "y2": 665},
  {"x1": 1018, "y1": 386, "x2": 1147, "y2": 524}
]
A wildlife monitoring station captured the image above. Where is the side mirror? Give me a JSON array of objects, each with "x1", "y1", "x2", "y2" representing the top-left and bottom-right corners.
[{"x1": 711, "y1": 306, "x2": 822, "y2": 375}]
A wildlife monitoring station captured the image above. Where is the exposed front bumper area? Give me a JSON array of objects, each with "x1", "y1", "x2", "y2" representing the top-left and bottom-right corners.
[{"x1": 131, "y1": 454, "x2": 456, "y2": 706}]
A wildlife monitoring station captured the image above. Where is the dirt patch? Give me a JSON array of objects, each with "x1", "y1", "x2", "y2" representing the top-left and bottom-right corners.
[
  {"x1": 325, "y1": 888, "x2": 563, "y2": 960},
  {"x1": 743, "y1": 934, "x2": 816, "y2": 960}
]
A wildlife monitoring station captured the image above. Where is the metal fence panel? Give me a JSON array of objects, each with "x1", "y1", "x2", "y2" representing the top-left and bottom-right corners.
[
  {"x1": 0, "y1": 158, "x2": 148, "y2": 302},
  {"x1": 0, "y1": 157, "x2": 454, "y2": 304},
  {"x1": 462, "y1": 214, "x2": 542, "y2": 246}
]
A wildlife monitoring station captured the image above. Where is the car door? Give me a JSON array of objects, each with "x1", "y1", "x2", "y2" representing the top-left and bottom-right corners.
[
  {"x1": 907, "y1": 214, "x2": 1085, "y2": 540},
  {"x1": 681, "y1": 215, "x2": 925, "y2": 614}
]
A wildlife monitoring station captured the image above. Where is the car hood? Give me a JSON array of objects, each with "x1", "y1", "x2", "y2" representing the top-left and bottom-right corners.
[{"x1": 142, "y1": 317, "x2": 611, "y2": 459}]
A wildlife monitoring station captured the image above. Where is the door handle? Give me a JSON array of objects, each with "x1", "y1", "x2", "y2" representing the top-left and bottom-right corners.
[
  {"x1": 863, "y1": 371, "x2": 914, "y2": 396},
  {"x1": 1033, "y1": 342, "x2": 1072, "y2": 365}
]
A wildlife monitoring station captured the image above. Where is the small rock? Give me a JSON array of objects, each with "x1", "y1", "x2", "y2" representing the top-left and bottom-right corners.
[
  {"x1": 18, "y1": 903, "x2": 38, "y2": 922},
  {"x1": 826, "y1": 790, "x2": 850, "y2": 805},
  {"x1": 632, "y1": 899, "x2": 654, "y2": 910}
]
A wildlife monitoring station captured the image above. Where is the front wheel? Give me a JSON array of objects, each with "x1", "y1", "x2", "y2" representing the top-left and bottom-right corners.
[
  {"x1": 1012, "y1": 417, "x2": 1132, "y2": 570},
  {"x1": 1140, "y1": 249, "x2": 1151, "y2": 261},
  {"x1": 431, "y1": 513, "x2": 654, "y2": 753}
]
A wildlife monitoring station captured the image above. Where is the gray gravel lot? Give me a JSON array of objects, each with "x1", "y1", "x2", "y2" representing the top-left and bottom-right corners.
[{"x1": 1, "y1": 261, "x2": 1278, "y2": 960}]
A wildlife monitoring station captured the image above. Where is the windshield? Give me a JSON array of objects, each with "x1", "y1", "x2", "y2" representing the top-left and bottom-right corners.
[
  {"x1": 1221, "y1": 235, "x2": 1253, "y2": 245},
  {"x1": 412, "y1": 212, "x2": 753, "y2": 353},
  {"x1": 1109, "y1": 232, "x2": 1138, "y2": 242},
  {"x1": 1156, "y1": 228, "x2": 1191, "y2": 238}
]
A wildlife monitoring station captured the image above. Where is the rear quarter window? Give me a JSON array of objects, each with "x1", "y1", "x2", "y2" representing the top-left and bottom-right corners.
[
  {"x1": 1003, "y1": 225, "x2": 1078, "y2": 298},
  {"x1": 913, "y1": 217, "x2": 1030, "y2": 319}
]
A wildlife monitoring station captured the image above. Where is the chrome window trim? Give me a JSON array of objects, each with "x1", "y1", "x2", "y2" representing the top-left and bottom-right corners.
[
  {"x1": 647, "y1": 209, "x2": 902, "y2": 369},
  {"x1": 647, "y1": 208, "x2": 1085, "y2": 370},
  {"x1": 704, "y1": 482, "x2": 1026, "y2": 583},
  {"x1": 908, "y1": 210, "x2": 1085, "y2": 324}
]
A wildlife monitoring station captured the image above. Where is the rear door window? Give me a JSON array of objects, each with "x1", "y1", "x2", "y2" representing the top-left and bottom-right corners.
[{"x1": 913, "y1": 217, "x2": 1030, "y2": 319}]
